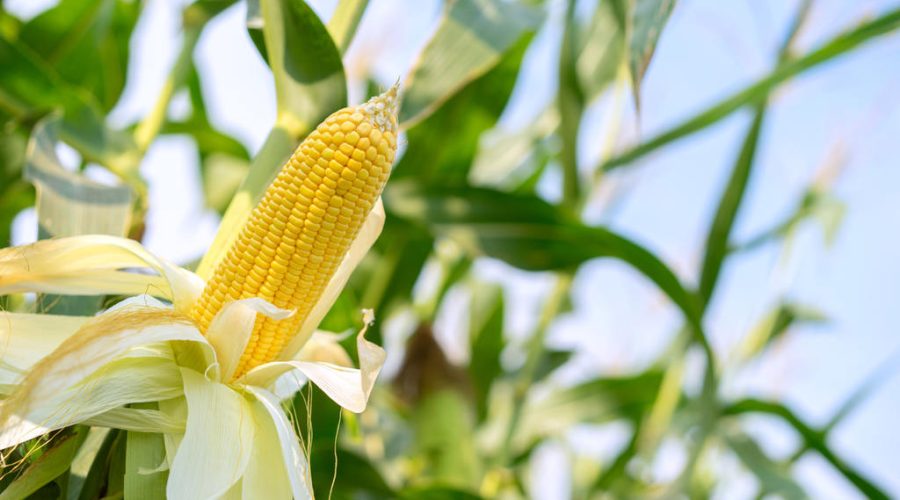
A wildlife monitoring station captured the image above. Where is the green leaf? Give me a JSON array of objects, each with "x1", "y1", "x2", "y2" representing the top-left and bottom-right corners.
[
  {"x1": 723, "y1": 399, "x2": 890, "y2": 500},
  {"x1": 601, "y1": 7, "x2": 900, "y2": 171},
  {"x1": 18, "y1": 0, "x2": 142, "y2": 111},
  {"x1": 0, "y1": 36, "x2": 141, "y2": 181},
  {"x1": 519, "y1": 371, "x2": 663, "y2": 447},
  {"x1": 124, "y1": 405, "x2": 168, "y2": 500},
  {"x1": 739, "y1": 302, "x2": 827, "y2": 360},
  {"x1": 725, "y1": 432, "x2": 807, "y2": 499},
  {"x1": 399, "y1": 0, "x2": 542, "y2": 127},
  {"x1": 396, "y1": 34, "x2": 532, "y2": 185},
  {"x1": 326, "y1": 0, "x2": 369, "y2": 53},
  {"x1": 257, "y1": 0, "x2": 346, "y2": 135},
  {"x1": 384, "y1": 183, "x2": 702, "y2": 328},
  {"x1": 468, "y1": 284, "x2": 505, "y2": 421},
  {"x1": 697, "y1": 106, "x2": 766, "y2": 305},
  {"x1": 0, "y1": 429, "x2": 87, "y2": 500},
  {"x1": 627, "y1": 0, "x2": 676, "y2": 109}
]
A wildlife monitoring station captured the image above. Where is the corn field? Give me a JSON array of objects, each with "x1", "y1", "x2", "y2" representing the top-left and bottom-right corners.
[{"x1": 0, "y1": 0, "x2": 899, "y2": 498}]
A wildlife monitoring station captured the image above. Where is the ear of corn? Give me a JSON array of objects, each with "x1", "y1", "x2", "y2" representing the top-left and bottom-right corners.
[{"x1": 190, "y1": 87, "x2": 399, "y2": 378}]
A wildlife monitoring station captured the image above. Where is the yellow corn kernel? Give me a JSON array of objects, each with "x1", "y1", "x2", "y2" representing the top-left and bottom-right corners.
[{"x1": 190, "y1": 86, "x2": 400, "y2": 378}]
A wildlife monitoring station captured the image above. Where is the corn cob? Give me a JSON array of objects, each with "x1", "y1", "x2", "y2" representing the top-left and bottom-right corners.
[{"x1": 190, "y1": 87, "x2": 399, "y2": 378}]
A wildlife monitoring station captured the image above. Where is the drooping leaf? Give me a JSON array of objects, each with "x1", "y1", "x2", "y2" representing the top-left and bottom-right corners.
[
  {"x1": 601, "y1": 7, "x2": 900, "y2": 171},
  {"x1": 384, "y1": 183, "x2": 702, "y2": 328},
  {"x1": 400, "y1": 0, "x2": 542, "y2": 127}
]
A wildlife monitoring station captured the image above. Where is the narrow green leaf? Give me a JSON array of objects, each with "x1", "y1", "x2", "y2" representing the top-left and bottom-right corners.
[
  {"x1": 326, "y1": 0, "x2": 369, "y2": 53},
  {"x1": 698, "y1": 106, "x2": 766, "y2": 305},
  {"x1": 399, "y1": 0, "x2": 541, "y2": 127},
  {"x1": 724, "y1": 399, "x2": 890, "y2": 500},
  {"x1": 602, "y1": 7, "x2": 900, "y2": 171},
  {"x1": 0, "y1": 430, "x2": 87, "y2": 500}
]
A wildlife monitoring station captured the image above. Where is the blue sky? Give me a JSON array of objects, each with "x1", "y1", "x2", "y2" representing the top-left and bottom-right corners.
[{"x1": 8, "y1": 0, "x2": 900, "y2": 497}]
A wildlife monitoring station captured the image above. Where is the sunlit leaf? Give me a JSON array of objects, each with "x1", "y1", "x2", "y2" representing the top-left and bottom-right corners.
[{"x1": 400, "y1": 0, "x2": 541, "y2": 127}]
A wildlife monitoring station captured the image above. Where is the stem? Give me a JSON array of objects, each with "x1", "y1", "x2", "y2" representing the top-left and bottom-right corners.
[
  {"x1": 133, "y1": 25, "x2": 202, "y2": 154},
  {"x1": 497, "y1": 273, "x2": 572, "y2": 465},
  {"x1": 558, "y1": 0, "x2": 585, "y2": 212}
]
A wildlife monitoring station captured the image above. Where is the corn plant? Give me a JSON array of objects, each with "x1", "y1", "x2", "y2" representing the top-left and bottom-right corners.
[{"x1": 0, "y1": 0, "x2": 897, "y2": 498}]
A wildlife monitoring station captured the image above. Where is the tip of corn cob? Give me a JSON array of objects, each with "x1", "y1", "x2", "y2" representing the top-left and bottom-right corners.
[{"x1": 361, "y1": 83, "x2": 400, "y2": 134}]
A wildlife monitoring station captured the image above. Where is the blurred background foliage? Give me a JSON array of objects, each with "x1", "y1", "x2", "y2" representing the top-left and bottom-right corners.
[{"x1": 1, "y1": 0, "x2": 899, "y2": 498}]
